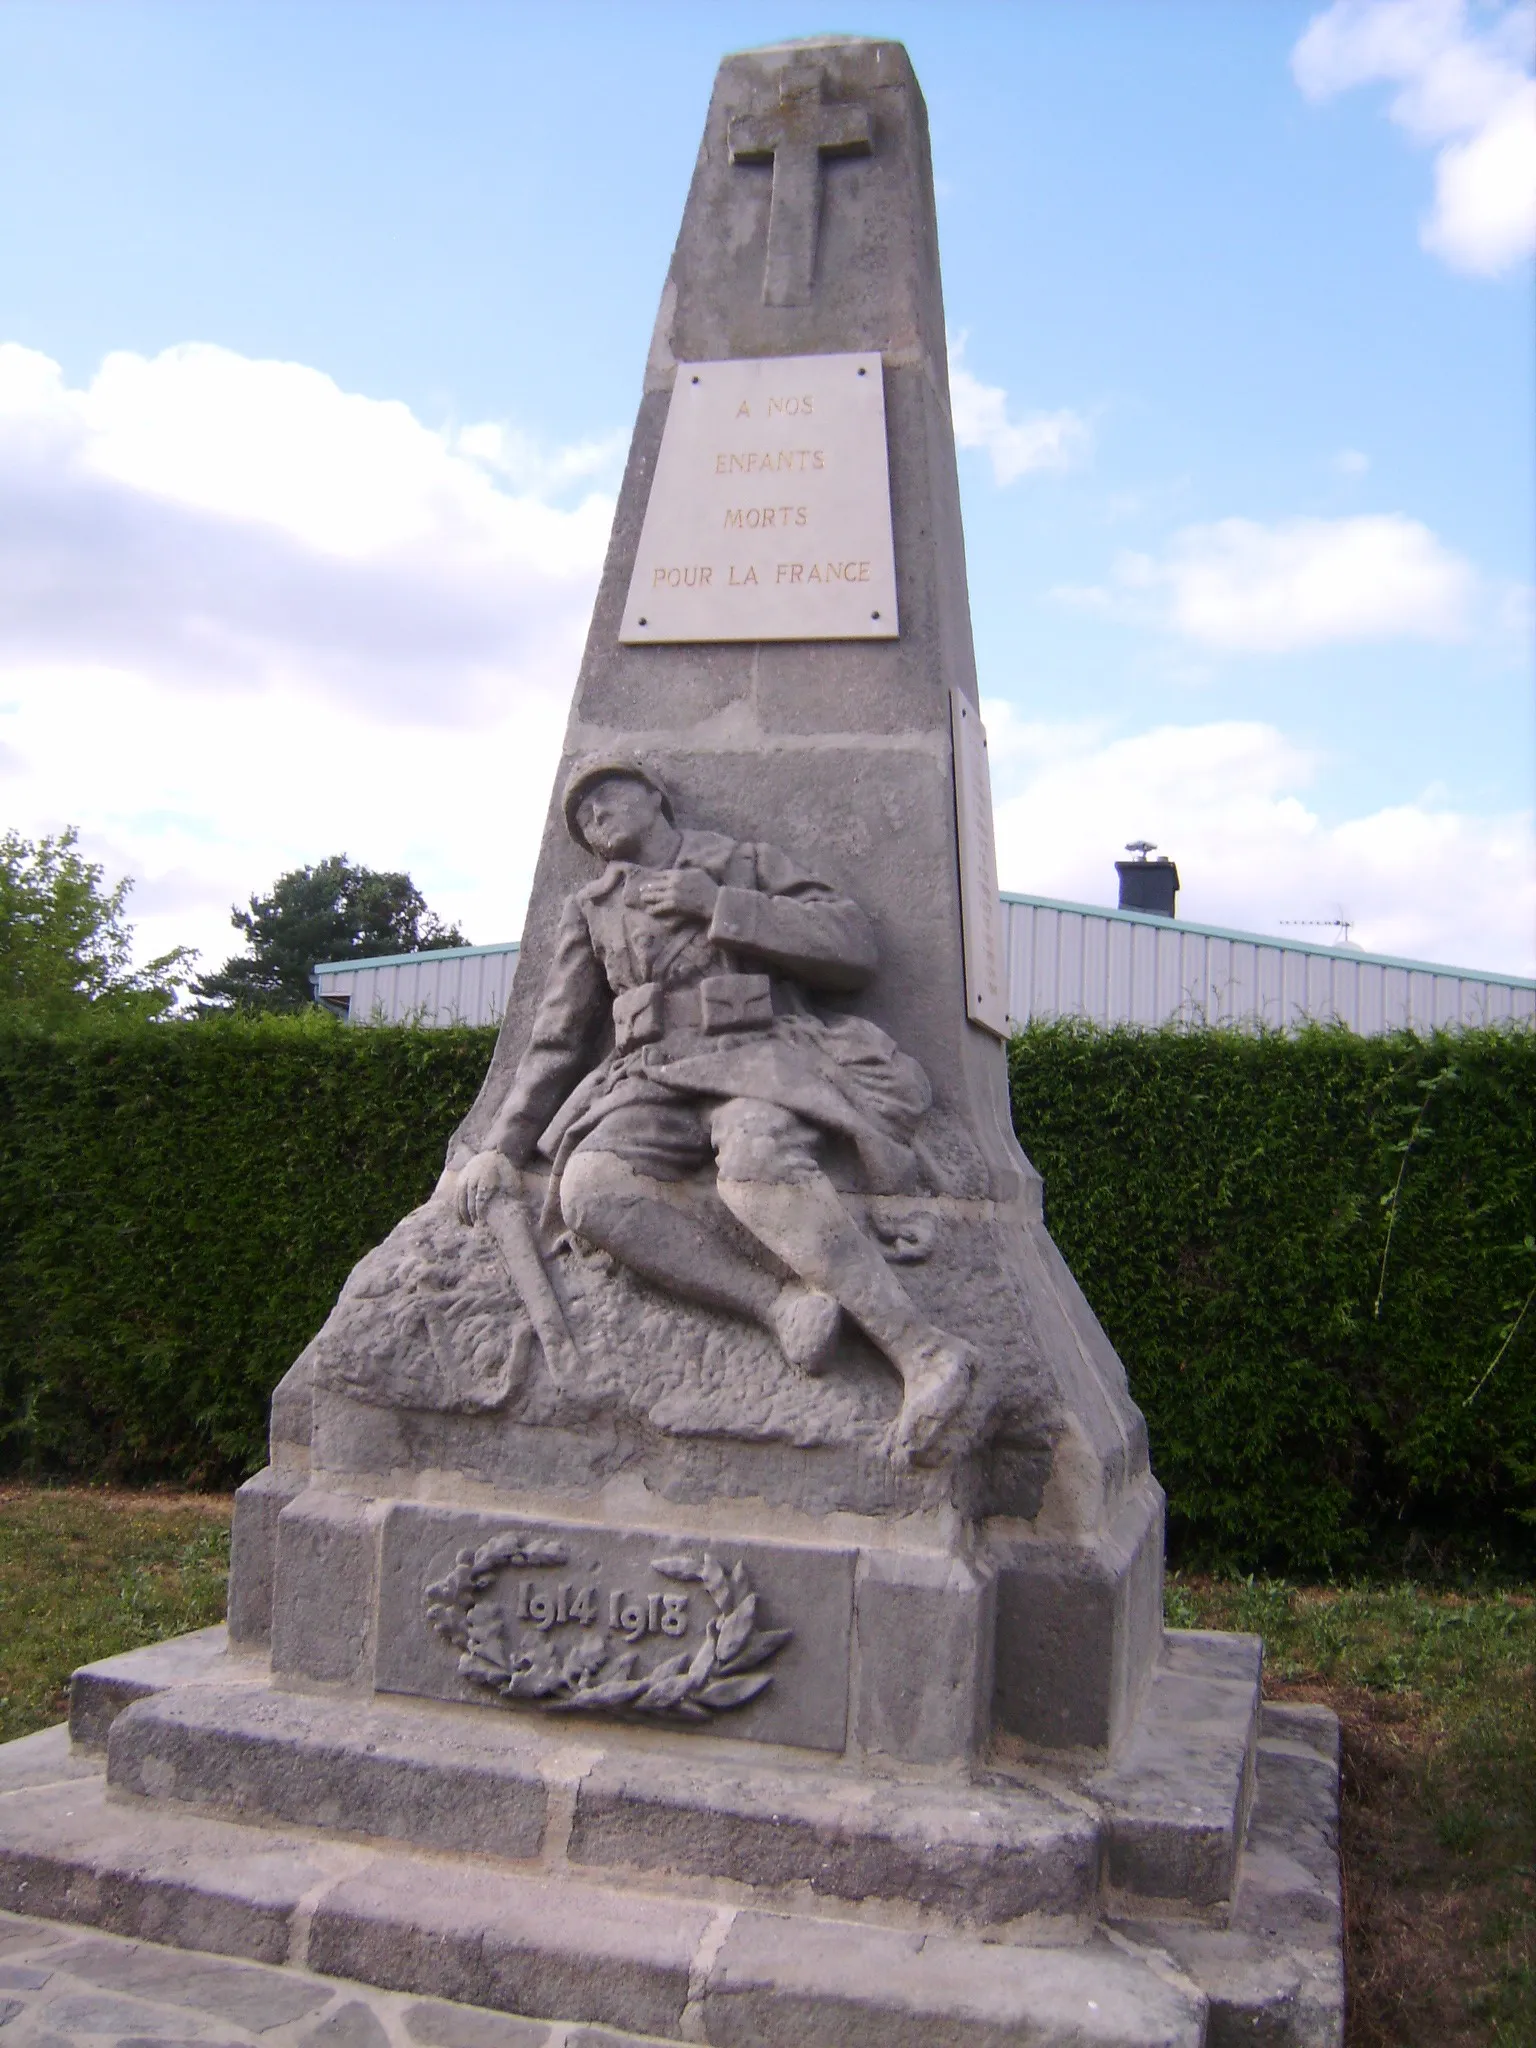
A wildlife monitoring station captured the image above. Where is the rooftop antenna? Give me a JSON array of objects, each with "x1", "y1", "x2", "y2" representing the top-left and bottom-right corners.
[{"x1": 1280, "y1": 916, "x2": 1356, "y2": 947}]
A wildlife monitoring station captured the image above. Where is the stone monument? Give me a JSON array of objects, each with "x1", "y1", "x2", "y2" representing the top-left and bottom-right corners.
[{"x1": 0, "y1": 37, "x2": 1342, "y2": 2047}]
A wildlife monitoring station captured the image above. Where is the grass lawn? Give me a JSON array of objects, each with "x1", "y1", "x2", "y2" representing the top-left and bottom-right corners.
[
  {"x1": 0, "y1": 1484, "x2": 231, "y2": 1743},
  {"x1": 0, "y1": 1489, "x2": 1530, "y2": 2047}
]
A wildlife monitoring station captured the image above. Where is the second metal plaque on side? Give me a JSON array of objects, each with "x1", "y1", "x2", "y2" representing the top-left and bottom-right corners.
[
  {"x1": 951, "y1": 693, "x2": 1010, "y2": 1039},
  {"x1": 620, "y1": 352, "x2": 898, "y2": 644}
]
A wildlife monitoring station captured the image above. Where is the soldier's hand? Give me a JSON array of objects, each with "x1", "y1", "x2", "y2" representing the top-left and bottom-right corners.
[
  {"x1": 628, "y1": 868, "x2": 718, "y2": 921},
  {"x1": 457, "y1": 1149, "x2": 518, "y2": 1226}
]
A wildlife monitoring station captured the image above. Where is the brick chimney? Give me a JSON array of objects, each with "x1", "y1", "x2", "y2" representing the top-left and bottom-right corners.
[{"x1": 1115, "y1": 841, "x2": 1179, "y2": 919}]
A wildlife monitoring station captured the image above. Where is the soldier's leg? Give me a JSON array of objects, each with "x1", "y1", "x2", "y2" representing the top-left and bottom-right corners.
[
  {"x1": 558, "y1": 1110, "x2": 839, "y2": 1369},
  {"x1": 711, "y1": 1099, "x2": 973, "y2": 1462}
]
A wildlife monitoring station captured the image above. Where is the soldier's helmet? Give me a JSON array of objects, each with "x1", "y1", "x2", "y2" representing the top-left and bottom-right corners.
[{"x1": 561, "y1": 754, "x2": 675, "y2": 853}]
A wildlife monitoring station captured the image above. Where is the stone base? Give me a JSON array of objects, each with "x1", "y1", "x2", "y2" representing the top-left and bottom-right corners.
[
  {"x1": 228, "y1": 1468, "x2": 1167, "y2": 1773},
  {"x1": 94, "y1": 1639, "x2": 1257, "y2": 1930},
  {"x1": 0, "y1": 1628, "x2": 1343, "y2": 2046}
]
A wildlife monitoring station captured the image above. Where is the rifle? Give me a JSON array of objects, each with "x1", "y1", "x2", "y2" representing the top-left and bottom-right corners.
[{"x1": 476, "y1": 1179, "x2": 585, "y2": 1395}]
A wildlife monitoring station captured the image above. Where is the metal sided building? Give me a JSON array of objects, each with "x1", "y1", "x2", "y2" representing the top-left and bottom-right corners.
[
  {"x1": 998, "y1": 893, "x2": 1534, "y2": 1036},
  {"x1": 313, "y1": 941, "x2": 521, "y2": 1028},
  {"x1": 313, "y1": 898, "x2": 1535, "y2": 1036}
]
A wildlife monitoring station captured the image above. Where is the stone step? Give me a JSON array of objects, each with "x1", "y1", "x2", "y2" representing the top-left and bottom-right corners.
[
  {"x1": 75, "y1": 1627, "x2": 1266, "y2": 1926},
  {"x1": 0, "y1": 1732, "x2": 1206, "y2": 2046},
  {"x1": 1084, "y1": 1628, "x2": 1263, "y2": 1912},
  {"x1": 1112, "y1": 1705, "x2": 1345, "y2": 2048},
  {"x1": 105, "y1": 1678, "x2": 1101, "y2": 1929},
  {"x1": 68, "y1": 1621, "x2": 235, "y2": 1747}
]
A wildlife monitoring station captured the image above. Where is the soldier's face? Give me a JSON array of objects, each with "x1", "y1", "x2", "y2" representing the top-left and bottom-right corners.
[{"x1": 578, "y1": 777, "x2": 665, "y2": 860}]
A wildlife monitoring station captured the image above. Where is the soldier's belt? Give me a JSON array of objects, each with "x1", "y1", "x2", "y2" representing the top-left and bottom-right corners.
[{"x1": 612, "y1": 973, "x2": 774, "y2": 1053}]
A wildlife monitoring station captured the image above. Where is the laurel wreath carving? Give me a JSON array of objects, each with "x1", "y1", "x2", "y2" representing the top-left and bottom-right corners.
[{"x1": 423, "y1": 1532, "x2": 791, "y2": 1721}]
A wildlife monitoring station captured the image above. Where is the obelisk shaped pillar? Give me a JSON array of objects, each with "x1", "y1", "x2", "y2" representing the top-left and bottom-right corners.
[
  {"x1": 457, "y1": 36, "x2": 1018, "y2": 1201},
  {"x1": 445, "y1": 35, "x2": 1164, "y2": 1756}
]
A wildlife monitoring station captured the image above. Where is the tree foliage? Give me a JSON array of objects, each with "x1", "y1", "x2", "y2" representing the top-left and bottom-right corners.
[
  {"x1": 193, "y1": 855, "x2": 467, "y2": 1014},
  {"x1": 0, "y1": 828, "x2": 192, "y2": 1025}
]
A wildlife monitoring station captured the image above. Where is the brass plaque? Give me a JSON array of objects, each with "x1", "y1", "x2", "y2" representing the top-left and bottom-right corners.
[{"x1": 620, "y1": 352, "x2": 898, "y2": 644}]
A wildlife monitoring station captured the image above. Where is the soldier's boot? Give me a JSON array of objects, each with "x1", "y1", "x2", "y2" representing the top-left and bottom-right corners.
[{"x1": 716, "y1": 1173, "x2": 974, "y2": 1463}]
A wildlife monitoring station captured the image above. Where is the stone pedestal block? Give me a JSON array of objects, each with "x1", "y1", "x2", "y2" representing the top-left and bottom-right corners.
[
  {"x1": 850, "y1": 1546, "x2": 995, "y2": 1765},
  {"x1": 270, "y1": 1489, "x2": 383, "y2": 1689},
  {"x1": 226, "y1": 1463, "x2": 306, "y2": 1648},
  {"x1": 991, "y1": 1476, "x2": 1166, "y2": 1753}
]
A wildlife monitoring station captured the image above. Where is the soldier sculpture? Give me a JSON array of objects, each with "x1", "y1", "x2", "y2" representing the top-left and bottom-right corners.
[{"x1": 458, "y1": 755, "x2": 975, "y2": 1462}]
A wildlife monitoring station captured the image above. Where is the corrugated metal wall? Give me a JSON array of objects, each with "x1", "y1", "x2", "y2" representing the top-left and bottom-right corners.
[
  {"x1": 313, "y1": 942, "x2": 519, "y2": 1027},
  {"x1": 312, "y1": 902, "x2": 1534, "y2": 1036},
  {"x1": 1002, "y1": 894, "x2": 1536, "y2": 1034}
]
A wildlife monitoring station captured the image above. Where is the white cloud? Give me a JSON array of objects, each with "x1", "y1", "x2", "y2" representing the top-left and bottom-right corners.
[
  {"x1": 947, "y1": 340, "x2": 1090, "y2": 486},
  {"x1": 1105, "y1": 514, "x2": 1476, "y2": 651},
  {"x1": 453, "y1": 419, "x2": 629, "y2": 497},
  {"x1": 1292, "y1": 0, "x2": 1536, "y2": 273},
  {"x1": 982, "y1": 703, "x2": 1536, "y2": 977},
  {"x1": 0, "y1": 341, "x2": 615, "y2": 977},
  {"x1": 1332, "y1": 447, "x2": 1371, "y2": 475}
]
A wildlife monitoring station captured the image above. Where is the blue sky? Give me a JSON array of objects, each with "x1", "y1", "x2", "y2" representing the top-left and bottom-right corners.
[{"x1": 0, "y1": 0, "x2": 1531, "y2": 976}]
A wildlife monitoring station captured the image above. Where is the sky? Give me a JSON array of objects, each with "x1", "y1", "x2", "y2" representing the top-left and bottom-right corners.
[{"x1": 0, "y1": 0, "x2": 1532, "y2": 984}]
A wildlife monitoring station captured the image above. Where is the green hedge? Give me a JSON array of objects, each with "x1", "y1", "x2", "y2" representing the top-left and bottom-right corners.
[
  {"x1": 1010, "y1": 1021, "x2": 1536, "y2": 1572},
  {"x1": 0, "y1": 1014, "x2": 1530, "y2": 1571},
  {"x1": 0, "y1": 1015, "x2": 496, "y2": 1482}
]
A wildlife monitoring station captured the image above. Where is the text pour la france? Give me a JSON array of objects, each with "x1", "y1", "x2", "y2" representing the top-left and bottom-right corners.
[{"x1": 649, "y1": 561, "x2": 873, "y2": 589}]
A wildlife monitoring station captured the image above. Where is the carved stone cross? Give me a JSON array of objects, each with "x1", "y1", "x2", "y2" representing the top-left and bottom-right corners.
[{"x1": 728, "y1": 66, "x2": 873, "y2": 307}]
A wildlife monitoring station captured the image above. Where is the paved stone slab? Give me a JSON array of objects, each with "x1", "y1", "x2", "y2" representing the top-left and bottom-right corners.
[
  {"x1": 404, "y1": 1999, "x2": 553, "y2": 2046},
  {"x1": 1087, "y1": 1630, "x2": 1261, "y2": 1912},
  {"x1": 50, "y1": 1928, "x2": 332, "y2": 2024},
  {"x1": 569, "y1": 1746, "x2": 1098, "y2": 1925},
  {"x1": 0, "y1": 1909, "x2": 594, "y2": 2047},
  {"x1": 37, "y1": 1987, "x2": 219, "y2": 2033},
  {"x1": 301, "y1": 2001, "x2": 391, "y2": 2048},
  {"x1": 565, "y1": 2029, "x2": 690, "y2": 2048},
  {"x1": 0, "y1": 1965, "x2": 51, "y2": 1989}
]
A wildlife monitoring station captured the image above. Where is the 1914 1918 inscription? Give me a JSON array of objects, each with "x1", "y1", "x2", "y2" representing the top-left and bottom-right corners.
[
  {"x1": 620, "y1": 351, "x2": 898, "y2": 643},
  {"x1": 423, "y1": 1529, "x2": 792, "y2": 1721},
  {"x1": 377, "y1": 1506, "x2": 856, "y2": 1750}
]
